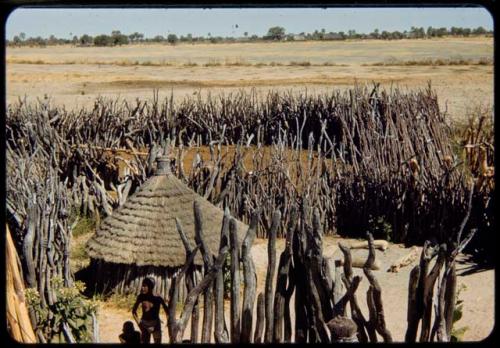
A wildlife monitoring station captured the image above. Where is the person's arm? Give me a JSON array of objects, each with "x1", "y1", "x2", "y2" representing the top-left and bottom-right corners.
[{"x1": 132, "y1": 296, "x2": 141, "y2": 325}]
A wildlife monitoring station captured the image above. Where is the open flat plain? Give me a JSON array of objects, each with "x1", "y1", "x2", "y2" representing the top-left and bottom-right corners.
[{"x1": 6, "y1": 37, "x2": 493, "y2": 123}]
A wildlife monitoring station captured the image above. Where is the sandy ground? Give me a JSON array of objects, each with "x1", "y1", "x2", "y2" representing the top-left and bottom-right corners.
[
  {"x1": 96, "y1": 236, "x2": 494, "y2": 343},
  {"x1": 6, "y1": 38, "x2": 493, "y2": 123}
]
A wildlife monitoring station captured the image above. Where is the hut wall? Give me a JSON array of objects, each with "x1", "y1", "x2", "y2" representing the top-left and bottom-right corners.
[{"x1": 87, "y1": 259, "x2": 203, "y2": 302}]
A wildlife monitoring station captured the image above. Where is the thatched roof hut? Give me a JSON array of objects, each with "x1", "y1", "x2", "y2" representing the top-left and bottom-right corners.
[{"x1": 85, "y1": 156, "x2": 248, "y2": 299}]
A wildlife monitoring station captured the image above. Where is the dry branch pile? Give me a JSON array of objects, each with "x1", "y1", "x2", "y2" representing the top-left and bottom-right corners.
[{"x1": 7, "y1": 86, "x2": 491, "y2": 246}]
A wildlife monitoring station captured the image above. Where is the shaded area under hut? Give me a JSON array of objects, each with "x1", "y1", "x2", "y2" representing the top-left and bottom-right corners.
[{"x1": 82, "y1": 155, "x2": 248, "y2": 300}]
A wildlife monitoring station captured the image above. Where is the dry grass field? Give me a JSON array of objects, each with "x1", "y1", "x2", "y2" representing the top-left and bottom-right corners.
[{"x1": 6, "y1": 37, "x2": 493, "y2": 123}]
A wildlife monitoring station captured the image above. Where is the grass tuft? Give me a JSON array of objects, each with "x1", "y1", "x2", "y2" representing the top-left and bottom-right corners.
[
  {"x1": 289, "y1": 61, "x2": 311, "y2": 67},
  {"x1": 106, "y1": 292, "x2": 137, "y2": 310},
  {"x1": 367, "y1": 56, "x2": 493, "y2": 67},
  {"x1": 71, "y1": 215, "x2": 97, "y2": 237}
]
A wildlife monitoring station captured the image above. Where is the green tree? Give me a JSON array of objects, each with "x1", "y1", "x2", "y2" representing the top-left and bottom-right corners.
[
  {"x1": 167, "y1": 34, "x2": 178, "y2": 44},
  {"x1": 391, "y1": 31, "x2": 404, "y2": 40},
  {"x1": 473, "y1": 26, "x2": 487, "y2": 35},
  {"x1": 93, "y1": 34, "x2": 112, "y2": 46},
  {"x1": 48, "y1": 35, "x2": 57, "y2": 45},
  {"x1": 427, "y1": 26, "x2": 435, "y2": 38},
  {"x1": 12, "y1": 35, "x2": 21, "y2": 45},
  {"x1": 29, "y1": 36, "x2": 47, "y2": 47},
  {"x1": 320, "y1": 28, "x2": 326, "y2": 39},
  {"x1": 80, "y1": 34, "x2": 93, "y2": 46},
  {"x1": 111, "y1": 30, "x2": 129, "y2": 45},
  {"x1": 411, "y1": 26, "x2": 425, "y2": 39},
  {"x1": 266, "y1": 26, "x2": 286, "y2": 40},
  {"x1": 152, "y1": 35, "x2": 165, "y2": 43},
  {"x1": 128, "y1": 32, "x2": 143, "y2": 42},
  {"x1": 436, "y1": 27, "x2": 447, "y2": 37}
]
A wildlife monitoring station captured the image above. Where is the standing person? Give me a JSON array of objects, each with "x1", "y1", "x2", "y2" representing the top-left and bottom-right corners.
[{"x1": 132, "y1": 277, "x2": 168, "y2": 343}]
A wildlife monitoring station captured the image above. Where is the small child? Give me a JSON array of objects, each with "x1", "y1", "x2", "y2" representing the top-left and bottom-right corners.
[{"x1": 119, "y1": 321, "x2": 141, "y2": 344}]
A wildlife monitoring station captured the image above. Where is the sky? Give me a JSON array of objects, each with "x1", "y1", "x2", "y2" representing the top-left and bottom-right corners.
[{"x1": 5, "y1": 7, "x2": 494, "y2": 40}]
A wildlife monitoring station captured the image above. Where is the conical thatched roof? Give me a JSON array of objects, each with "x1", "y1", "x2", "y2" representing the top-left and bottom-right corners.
[{"x1": 86, "y1": 157, "x2": 248, "y2": 267}]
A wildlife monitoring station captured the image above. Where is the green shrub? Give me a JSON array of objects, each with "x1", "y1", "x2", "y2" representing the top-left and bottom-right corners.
[
  {"x1": 367, "y1": 214, "x2": 393, "y2": 241},
  {"x1": 183, "y1": 61, "x2": 199, "y2": 67},
  {"x1": 223, "y1": 254, "x2": 231, "y2": 299},
  {"x1": 106, "y1": 292, "x2": 137, "y2": 310},
  {"x1": 26, "y1": 277, "x2": 98, "y2": 343},
  {"x1": 222, "y1": 253, "x2": 245, "y2": 299},
  {"x1": 70, "y1": 213, "x2": 97, "y2": 238},
  {"x1": 289, "y1": 61, "x2": 311, "y2": 66},
  {"x1": 450, "y1": 284, "x2": 469, "y2": 342},
  {"x1": 204, "y1": 59, "x2": 222, "y2": 67},
  {"x1": 477, "y1": 57, "x2": 493, "y2": 65}
]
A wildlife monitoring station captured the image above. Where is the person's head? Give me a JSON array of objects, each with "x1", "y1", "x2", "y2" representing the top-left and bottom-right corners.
[
  {"x1": 141, "y1": 277, "x2": 155, "y2": 294},
  {"x1": 122, "y1": 321, "x2": 135, "y2": 334}
]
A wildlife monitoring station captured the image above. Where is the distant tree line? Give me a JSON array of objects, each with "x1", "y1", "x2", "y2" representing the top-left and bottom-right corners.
[{"x1": 7, "y1": 25, "x2": 492, "y2": 47}]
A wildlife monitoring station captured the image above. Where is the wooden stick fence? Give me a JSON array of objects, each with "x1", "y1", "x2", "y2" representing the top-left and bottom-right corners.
[
  {"x1": 7, "y1": 86, "x2": 490, "y2": 250},
  {"x1": 163, "y1": 195, "x2": 477, "y2": 343}
]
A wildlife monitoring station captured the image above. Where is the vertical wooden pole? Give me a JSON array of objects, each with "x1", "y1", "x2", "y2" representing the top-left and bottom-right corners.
[
  {"x1": 214, "y1": 208, "x2": 230, "y2": 343},
  {"x1": 240, "y1": 212, "x2": 259, "y2": 343},
  {"x1": 264, "y1": 211, "x2": 280, "y2": 343},
  {"x1": 193, "y1": 201, "x2": 214, "y2": 343},
  {"x1": 253, "y1": 292, "x2": 265, "y2": 343},
  {"x1": 229, "y1": 217, "x2": 241, "y2": 343}
]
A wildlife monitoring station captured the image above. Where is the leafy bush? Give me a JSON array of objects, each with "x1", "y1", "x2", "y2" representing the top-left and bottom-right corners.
[
  {"x1": 26, "y1": 277, "x2": 98, "y2": 343},
  {"x1": 223, "y1": 254, "x2": 231, "y2": 299},
  {"x1": 367, "y1": 214, "x2": 393, "y2": 241},
  {"x1": 450, "y1": 284, "x2": 469, "y2": 342},
  {"x1": 93, "y1": 35, "x2": 113, "y2": 47},
  {"x1": 289, "y1": 61, "x2": 312, "y2": 66},
  {"x1": 167, "y1": 34, "x2": 179, "y2": 45},
  {"x1": 222, "y1": 253, "x2": 245, "y2": 299},
  {"x1": 71, "y1": 214, "x2": 97, "y2": 238},
  {"x1": 106, "y1": 292, "x2": 137, "y2": 310}
]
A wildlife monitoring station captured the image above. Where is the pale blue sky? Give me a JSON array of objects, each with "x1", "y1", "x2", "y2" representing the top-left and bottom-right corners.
[{"x1": 6, "y1": 7, "x2": 493, "y2": 40}]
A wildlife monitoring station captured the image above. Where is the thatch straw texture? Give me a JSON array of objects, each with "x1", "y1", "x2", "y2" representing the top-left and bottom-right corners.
[
  {"x1": 86, "y1": 172, "x2": 247, "y2": 267},
  {"x1": 6, "y1": 225, "x2": 37, "y2": 343}
]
